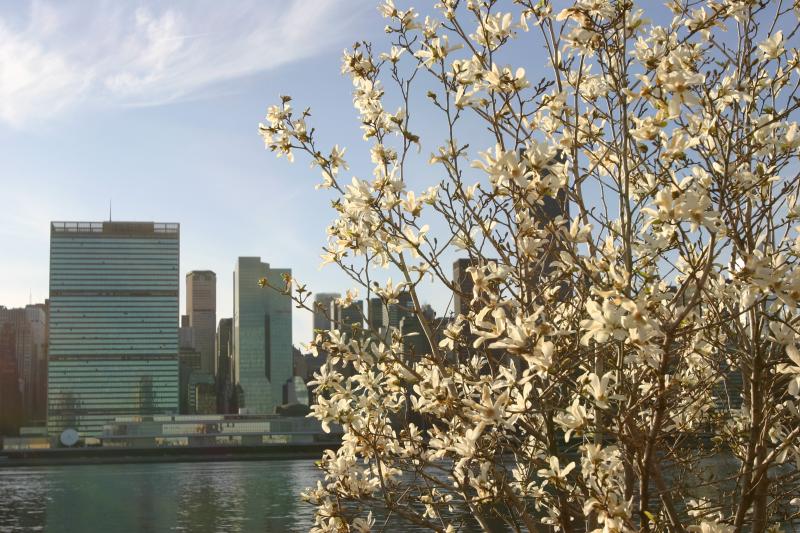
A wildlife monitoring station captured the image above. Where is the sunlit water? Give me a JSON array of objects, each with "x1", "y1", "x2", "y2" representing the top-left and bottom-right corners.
[
  {"x1": 0, "y1": 460, "x2": 341, "y2": 532},
  {"x1": 3, "y1": 459, "x2": 796, "y2": 532},
  {"x1": 0, "y1": 458, "x2": 491, "y2": 532}
]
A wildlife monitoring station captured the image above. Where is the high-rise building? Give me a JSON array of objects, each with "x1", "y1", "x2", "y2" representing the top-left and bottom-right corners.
[
  {"x1": 400, "y1": 315, "x2": 432, "y2": 356},
  {"x1": 330, "y1": 300, "x2": 363, "y2": 331},
  {"x1": 312, "y1": 293, "x2": 339, "y2": 340},
  {"x1": 0, "y1": 318, "x2": 22, "y2": 435},
  {"x1": 0, "y1": 305, "x2": 47, "y2": 426},
  {"x1": 178, "y1": 314, "x2": 201, "y2": 414},
  {"x1": 383, "y1": 292, "x2": 414, "y2": 329},
  {"x1": 216, "y1": 318, "x2": 233, "y2": 413},
  {"x1": 47, "y1": 221, "x2": 179, "y2": 436},
  {"x1": 216, "y1": 318, "x2": 233, "y2": 376},
  {"x1": 233, "y1": 257, "x2": 292, "y2": 415},
  {"x1": 186, "y1": 271, "x2": 216, "y2": 376},
  {"x1": 453, "y1": 258, "x2": 475, "y2": 317},
  {"x1": 367, "y1": 297, "x2": 386, "y2": 331}
]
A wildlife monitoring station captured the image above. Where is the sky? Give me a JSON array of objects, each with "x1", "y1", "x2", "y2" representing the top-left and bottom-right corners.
[
  {"x1": 0, "y1": 0, "x2": 388, "y2": 346},
  {"x1": 0, "y1": 0, "x2": 675, "y2": 347}
]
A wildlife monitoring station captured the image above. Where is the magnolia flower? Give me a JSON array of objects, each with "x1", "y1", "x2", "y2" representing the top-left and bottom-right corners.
[
  {"x1": 474, "y1": 262, "x2": 512, "y2": 294},
  {"x1": 378, "y1": 0, "x2": 397, "y2": 18},
  {"x1": 379, "y1": 46, "x2": 405, "y2": 63},
  {"x1": 523, "y1": 339, "x2": 554, "y2": 375},
  {"x1": 554, "y1": 398, "x2": 591, "y2": 441},
  {"x1": 400, "y1": 191, "x2": 422, "y2": 216},
  {"x1": 687, "y1": 521, "x2": 735, "y2": 533},
  {"x1": 537, "y1": 456, "x2": 576, "y2": 484},
  {"x1": 580, "y1": 300, "x2": 628, "y2": 345},
  {"x1": 471, "y1": 12, "x2": 516, "y2": 48},
  {"x1": 758, "y1": 31, "x2": 785, "y2": 61},
  {"x1": 328, "y1": 145, "x2": 348, "y2": 174},
  {"x1": 778, "y1": 344, "x2": 800, "y2": 397},
  {"x1": 398, "y1": 225, "x2": 429, "y2": 257},
  {"x1": 438, "y1": 316, "x2": 464, "y2": 350},
  {"x1": 484, "y1": 64, "x2": 530, "y2": 93},
  {"x1": 465, "y1": 384, "x2": 510, "y2": 427},
  {"x1": 661, "y1": 131, "x2": 700, "y2": 160},
  {"x1": 585, "y1": 372, "x2": 614, "y2": 409},
  {"x1": 630, "y1": 115, "x2": 662, "y2": 142},
  {"x1": 658, "y1": 69, "x2": 704, "y2": 118},
  {"x1": 415, "y1": 36, "x2": 462, "y2": 67},
  {"x1": 351, "y1": 512, "x2": 374, "y2": 533},
  {"x1": 471, "y1": 306, "x2": 508, "y2": 347}
]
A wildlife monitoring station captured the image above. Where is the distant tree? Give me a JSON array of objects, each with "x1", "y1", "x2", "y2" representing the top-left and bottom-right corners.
[{"x1": 260, "y1": 1, "x2": 800, "y2": 531}]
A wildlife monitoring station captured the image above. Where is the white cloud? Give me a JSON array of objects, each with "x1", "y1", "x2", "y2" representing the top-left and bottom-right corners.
[{"x1": 0, "y1": 0, "x2": 368, "y2": 126}]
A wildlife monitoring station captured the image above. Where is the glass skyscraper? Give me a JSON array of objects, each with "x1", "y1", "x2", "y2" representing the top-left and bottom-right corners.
[
  {"x1": 47, "y1": 221, "x2": 180, "y2": 436},
  {"x1": 185, "y1": 271, "x2": 216, "y2": 376},
  {"x1": 311, "y1": 292, "x2": 339, "y2": 340},
  {"x1": 233, "y1": 257, "x2": 292, "y2": 414}
]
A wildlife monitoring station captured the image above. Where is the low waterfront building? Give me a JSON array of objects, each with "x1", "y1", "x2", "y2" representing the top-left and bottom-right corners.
[
  {"x1": 0, "y1": 425, "x2": 52, "y2": 450},
  {"x1": 101, "y1": 414, "x2": 333, "y2": 448},
  {"x1": 2, "y1": 415, "x2": 337, "y2": 451}
]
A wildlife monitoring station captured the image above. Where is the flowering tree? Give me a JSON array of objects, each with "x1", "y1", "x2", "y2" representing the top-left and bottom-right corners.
[{"x1": 259, "y1": 0, "x2": 800, "y2": 531}]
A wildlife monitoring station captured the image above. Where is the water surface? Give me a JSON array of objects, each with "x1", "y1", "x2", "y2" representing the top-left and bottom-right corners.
[{"x1": 0, "y1": 459, "x2": 328, "y2": 532}]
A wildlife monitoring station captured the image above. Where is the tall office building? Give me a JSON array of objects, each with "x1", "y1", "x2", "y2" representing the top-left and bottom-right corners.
[
  {"x1": 368, "y1": 297, "x2": 386, "y2": 331},
  {"x1": 216, "y1": 318, "x2": 233, "y2": 377},
  {"x1": 330, "y1": 300, "x2": 363, "y2": 331},
  {"x1": 216, "y1": 318, "x2": 233, "y2": 413},
  {"x1": 178, "y1": 315, "x2": 201, "y2": 414},
  {"x1": 0, "y1": 318, "x2": 22, "y2": 435},
  {"x1": 186, "y1": 271, "x2": 216, "y2": 376},
  {"x1": 233, "y1": 257, "x2": 292, "y2": 415},
  {"x1": 0, "y1": 305, "x2": 47, "y2": 425},
  {"x1": 47, "y1": 221, "x2": 179, "y2": 436},
  {"x1": 311, "y1": 293, "x2": 339, "y2": 340},
  {"x1": 400, "y1": 315, "x2": 432, "y2": 356},
  {"x1": 453, "y1": 259, "x2": 475, "y2": 317},
  {"x1": 383, "y1": 291, "x2": 414, "y2": 329}
]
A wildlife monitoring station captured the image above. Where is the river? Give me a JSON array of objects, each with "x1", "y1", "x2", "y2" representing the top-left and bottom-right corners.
[{"x1": 0, "y1": 459, "x2": 351, "y2": 532}]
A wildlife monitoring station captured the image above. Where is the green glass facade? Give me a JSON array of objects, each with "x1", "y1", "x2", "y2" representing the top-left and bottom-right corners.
[
  {"x1": 233, "y1": 258, "x2": 292, "y2": 414},
  {"x1": 47, "y1": 221, "x2": 180, "y2": 436}
]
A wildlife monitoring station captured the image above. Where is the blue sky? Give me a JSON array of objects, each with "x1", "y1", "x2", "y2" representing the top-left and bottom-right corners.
[
  {"x1": 0, "y1": 1, "x2": 688, "y2": 346},
  {"x1": 0, "y1": 0, "x2": 388, "y2": 345}
]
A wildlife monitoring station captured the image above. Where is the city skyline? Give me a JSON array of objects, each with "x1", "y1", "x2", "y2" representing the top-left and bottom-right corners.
[
  {"x1": 0, "y1": 1, "x2": 504, "y2": 347},
  {"x1": 1, "y1": 215, "x2": 455, "y2": 347}
]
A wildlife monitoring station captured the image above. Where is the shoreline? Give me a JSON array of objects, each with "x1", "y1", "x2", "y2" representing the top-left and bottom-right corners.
[{"x1": 0, "y1": 442, "x2": 339, "y2": 468}]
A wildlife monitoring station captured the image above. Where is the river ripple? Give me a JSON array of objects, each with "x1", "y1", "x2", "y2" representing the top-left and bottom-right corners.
[{"x1": 0, "y1": 459, "x2": 333, "y2": 532}]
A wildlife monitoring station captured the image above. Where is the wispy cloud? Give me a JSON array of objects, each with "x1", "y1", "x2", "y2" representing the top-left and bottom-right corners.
[{"x1": 0, "y1": 0, "x2": 368, "y2": 126}]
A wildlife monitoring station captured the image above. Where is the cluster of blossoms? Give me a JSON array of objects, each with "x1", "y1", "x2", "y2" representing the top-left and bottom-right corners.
[{"x1": 260, "y1": 0, "x2": 800, "y2": 531}]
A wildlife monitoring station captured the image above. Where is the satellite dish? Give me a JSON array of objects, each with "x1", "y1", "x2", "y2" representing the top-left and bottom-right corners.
[{"x1": 60, "y1": 428, "x2": 80, "y2": 447}]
